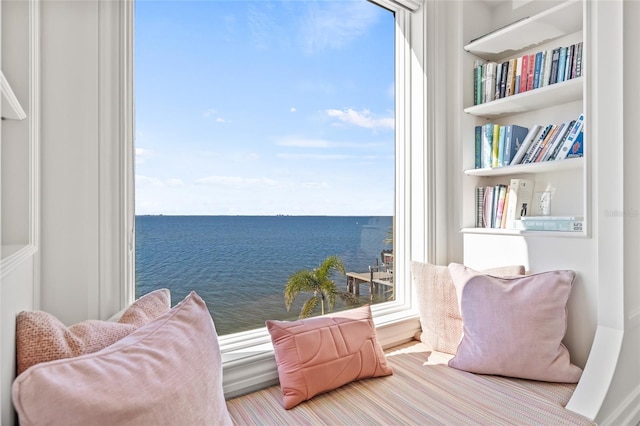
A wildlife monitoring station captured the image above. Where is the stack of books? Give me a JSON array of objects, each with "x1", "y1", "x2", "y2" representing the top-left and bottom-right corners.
[
  {"x1": 473, "y1": 42, "x2": 583, "y2": 105},
  {"x1": 474, "y1": 113, "x2": 584, "y2": 169}
]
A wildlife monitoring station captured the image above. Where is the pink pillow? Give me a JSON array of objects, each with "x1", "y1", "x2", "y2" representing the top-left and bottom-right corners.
[
  {"x1": 16, "y1": 288, "x2": 171, "y2": 375},
  {"x1": 266, "y1": 305, "x2": 393, "y2": 409},
  {"x1": 12, "y1": 291, "x2": 232, "y2": 426},
  {"x1": 447, "y1": 263, "x2": 582, "y2": 383},
  {"x1": 411, "y1": 262, "x2": 525, "y2": 354}
]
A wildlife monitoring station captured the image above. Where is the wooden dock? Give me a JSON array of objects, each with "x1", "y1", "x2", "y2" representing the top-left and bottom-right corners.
[{"x1": 346, "y1": 270, "x2": 393, "y2": 299}]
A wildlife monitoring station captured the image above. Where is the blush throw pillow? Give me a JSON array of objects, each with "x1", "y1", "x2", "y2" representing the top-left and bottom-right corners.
[
  {"x1": 266, "y1": 305, "x2": 393, "y2": 409},
  {"x1": 411, "y1": 262, "x2": 525, "y2": 354},
  {"x1": 447, "y1": 263, "x2": 582, "y2": 383},
  {"x1": 12, "y1": 291, "x2": 232, "y2": 426},
  {"x1": 16, "y1": 288, "x2": 170, "y2": 375}
]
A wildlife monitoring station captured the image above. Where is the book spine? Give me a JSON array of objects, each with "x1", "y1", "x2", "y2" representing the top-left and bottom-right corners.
[
  {"x1": 499, "y1": 61, "x2": 509, "y2": 99},
  {"x1": 526, "y1": 54, "x2": 535, "y2": 91},
  {"x1": 494, "y1": 62, "x2": 503, "y2": 100},
  {"x1": 514, "y1": 57, "x2": 522, "y2": 95},
  {"x1": 500, "y1": 186, "x2": 510, "y2": 229},
  {"x1": 535, "y1": 122, "x2": 567, "y2": 162},
  {"x1": 522, "y1": 125, "x2": 552, "y2": 163},
  {"x1": 505, "y1": 125, "x2": 529, "y2": 165},
  {"x1": 519, "y1": 54, "x2": 528, "y2": 94},
  {"x1": 550, "y1": 48, "x2": 560, "y2": 84},
  {"x1": 542, "y1": 49, "x2": 553, "y2": 87},
  {"x1": 494, "y1": 185, "x2": 507, "y2": 228},
  {"x1": 484, "y1": 62, "x2": 497, "y2": 103},
  {"x1": 482, "y1": 123, "x2": 494, "y2": 168},
  {"x1": 555, "y1": 114, "x2": 585, "y2": 160},
  {"x1": 475, "y1": 186, "x2": 485, "y2": 228},
  {"x1": 575, "y1": 41, "x2": 584, "y2": 77},
  {"x1": 533, "y1": 51, "x2": 543, "y2": 89},
  {"x1": 475, "y1": 61, "x2": 484, "y2": 105},
  {"x1": 497, "y1": 125, "x2": 507, "y2": 167},
  {"x1": 510, "y1": 125, "x2": 541, "y2": 165},
  {"x1": 506, "y1": 58, "x2": 516, "y2": 97},
  {"x1": 566, "y1": 129, "x2": 584, "y2": 158},
  {"x1": 565, "y1": 44, "x2": 575, "y2": 81},
  {"x1": 491, "y1": 124, "x2": 501, "y2": 168},
  {"x1": 557, "y1": 46, "x2": 567, "y2": 83},
  {"x1": 530, "y1": 124, "x2": 559, "y2": 163},
  {"x1": 475, "y1": 125, "x2": 482, "y2": 169},
  {"x1": 544, "y1": 120, "x2": 575, "y2": 161}
]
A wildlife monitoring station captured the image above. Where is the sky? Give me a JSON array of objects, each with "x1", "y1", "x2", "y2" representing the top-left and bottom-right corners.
[{"x1": 135, "y1": 0, "x2": 395, "y2": 216}]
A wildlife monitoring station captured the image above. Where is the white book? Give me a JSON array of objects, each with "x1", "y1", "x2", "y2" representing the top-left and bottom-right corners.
[{"x1": 504, "y1": 178, "x2": 535, "y2": 228}]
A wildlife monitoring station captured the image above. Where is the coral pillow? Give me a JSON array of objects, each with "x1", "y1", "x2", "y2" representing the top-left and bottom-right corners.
[
  {"x1": 16, "y1": 288, "x2": 170, "y2": 375},
  {"x1": 12, "y1": 291, "x2": 232, "y2": 426},
  {"x1": 411, "y1": 262, "x2": 525, "y2": 354},
  {"x1": 447, "y1": 263, "x2": 583, "y2": 383},
  {"x1": 266, "y1": 305, "x2": 393, "y2": 409}
]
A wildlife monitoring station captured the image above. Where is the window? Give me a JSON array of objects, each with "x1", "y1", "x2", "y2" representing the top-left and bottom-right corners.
[
  {"x1": 131, "y1": 0, "x2": 428, "y2": 396},
  {"x1": 135, "y1": 0, "x2": 400, "y2": 335}
]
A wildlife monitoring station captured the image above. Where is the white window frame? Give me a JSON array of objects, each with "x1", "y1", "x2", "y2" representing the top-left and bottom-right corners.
[{"x1": 117, "y1": 0, "x2": 438, "y2": 397}]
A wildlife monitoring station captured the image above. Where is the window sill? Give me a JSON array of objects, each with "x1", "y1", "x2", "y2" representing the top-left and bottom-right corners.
[{"x1": 220, "y1": 308, "x2": 421, "y2": 399}]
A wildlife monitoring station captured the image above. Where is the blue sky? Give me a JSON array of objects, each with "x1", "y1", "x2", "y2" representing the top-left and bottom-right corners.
[{"x1": 135, "y1": 0, "x2": 395, "y2": 216}]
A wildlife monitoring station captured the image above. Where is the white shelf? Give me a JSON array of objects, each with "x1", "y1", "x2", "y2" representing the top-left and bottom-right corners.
[
  {"x1": 1, "y1": 70, "x2": 27, "y2": 120},
  {"x1": 464, "y1": 77, "x2": 583, "y2": 118},
  {"x1": 464, "y1": 0, "x2": 583, "y2": 61},
  {"x1": 460, "y1": 227, "x2": 586, "y2": 238},
  {"x1": 464, "y1": 157, "x2": 583, "y2": 177}
]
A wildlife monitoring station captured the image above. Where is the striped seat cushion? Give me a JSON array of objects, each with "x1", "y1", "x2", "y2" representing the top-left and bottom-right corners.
[{"x1": 226, "y1": 340, "x2": 594, "y2": 425}]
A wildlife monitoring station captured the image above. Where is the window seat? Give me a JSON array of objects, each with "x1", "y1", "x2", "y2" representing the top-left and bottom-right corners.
[{"x1": 225, "y1": 339, "x2": 594, "y2": 425}]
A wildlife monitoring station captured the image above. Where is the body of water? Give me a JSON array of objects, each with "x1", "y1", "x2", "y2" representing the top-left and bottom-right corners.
[{"x1": 135, "y1": 215, "x2": 393, "y2": 335}]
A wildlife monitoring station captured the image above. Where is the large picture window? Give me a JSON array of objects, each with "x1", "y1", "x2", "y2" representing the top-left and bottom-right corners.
[{"x1": 135, "y1": 0, "x2": 398, "y2": 336}]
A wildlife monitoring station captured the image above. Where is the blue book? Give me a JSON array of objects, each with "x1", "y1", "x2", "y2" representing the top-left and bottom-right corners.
[
  {"x1": 566, "y1": 130, "x2": 584, "y2": 158},
  {"x1": 533, "y1": 51, "x2": 543, "y2": 89},
  {"x1": 503, "y1": 125, "x2": 530, "y2": 166},
  {"x1": 497, "y1": 126, "x2": 507, "y2": 167},
  {"x1": 475, "y1": 125, "x2": 482, "y2": 169},
  {"x1": 557, "y1": 47, "x2": 567, "y2": 83}
]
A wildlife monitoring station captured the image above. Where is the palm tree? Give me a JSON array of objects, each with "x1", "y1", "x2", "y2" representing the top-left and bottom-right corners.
[{"x1": 285, "y1": 255, "x2": 358, "y2": 319}]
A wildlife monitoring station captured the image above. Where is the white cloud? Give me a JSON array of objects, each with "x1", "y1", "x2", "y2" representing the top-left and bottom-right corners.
[
  {"x1": 290, "y1": 107, "x2": 297, "y2": 113},
  {"x1": 203, "y1": 109, "x2": 226, "y2": 122},
  {"x1": 135, "y1": 148, "x2": 154, "y2": 165},
  {"x1": 325, "y1": 108, "x2": 394, "y2": 130}
]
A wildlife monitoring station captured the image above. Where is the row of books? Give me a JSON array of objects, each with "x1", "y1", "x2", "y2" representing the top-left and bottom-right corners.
[
  {"x1": 474, "y1": 113, "x2": 584, "y2": 169},
  {"x1": 473, "y1": 42, "x2": 583, "y2": 106},
  {"x1": 475, "y1": 178, "x2": 534, "y2": 229},
  {"x1": 475, "y1": 178, "x2": 584, "y2": 231}
]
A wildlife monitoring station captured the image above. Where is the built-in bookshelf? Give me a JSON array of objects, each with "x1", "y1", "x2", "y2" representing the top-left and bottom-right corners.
[{"x1": 461, "y1": 0, "x2": 586, "y2": 237}]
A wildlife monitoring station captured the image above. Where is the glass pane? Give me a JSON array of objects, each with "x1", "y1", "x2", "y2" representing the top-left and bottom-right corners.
[{"x1": 135, "y1": 0, "x2": 395, "y2": 336}]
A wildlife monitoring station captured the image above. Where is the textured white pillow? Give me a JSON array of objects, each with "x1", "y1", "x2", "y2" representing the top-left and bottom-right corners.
[{"x1": 13, "y1": 292, "x2": 232, "y2": 426}]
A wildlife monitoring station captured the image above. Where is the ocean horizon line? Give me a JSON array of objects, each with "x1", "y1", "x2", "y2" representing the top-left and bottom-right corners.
[{"x1": 136, "y1": 214, "x2": 393, "y2": 218}]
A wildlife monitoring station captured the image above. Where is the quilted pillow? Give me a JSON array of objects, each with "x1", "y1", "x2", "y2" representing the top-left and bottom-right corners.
[
  {"x1": 12, "y1": 291, "x2": 232, "y2": 426},
  {"x1": 411, "y1": 262, "x2": 525, "y2": 354},
  {"x1": 447, "y1": 263, "x2": 582, "y2": 383},
  {"x1": 16, "y1": 288, "x2": 170, "y2": 375},
  {"x1": 266, "y1": 305, "x2": 392, "y2": 409}
]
